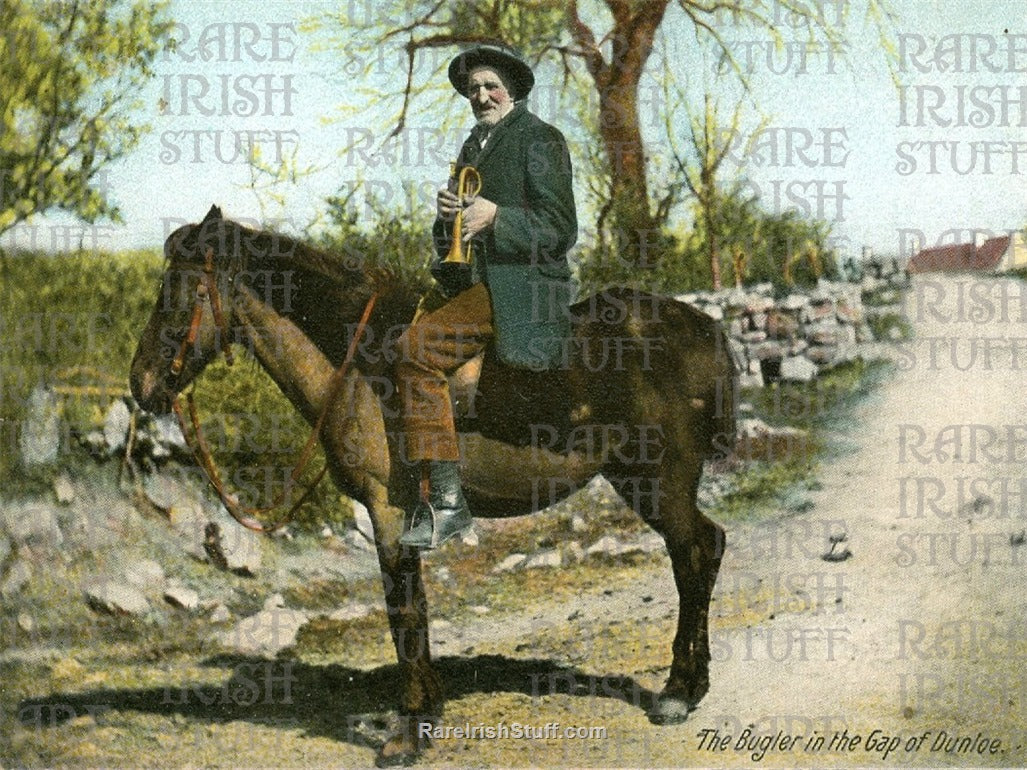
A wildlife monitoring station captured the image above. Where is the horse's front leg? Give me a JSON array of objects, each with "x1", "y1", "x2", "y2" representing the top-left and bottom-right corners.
[
  {"x1": 370, "y1": 501, "x2": 443, "y2": 766},
  {"x1": 327, "y1": 379, "x2": 442, "y2": 764}
]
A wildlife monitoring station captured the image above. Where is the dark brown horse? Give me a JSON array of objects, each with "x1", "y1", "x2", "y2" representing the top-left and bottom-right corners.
[{"x1": 130, "y1": 205, "x2": 737, "y2": 765}]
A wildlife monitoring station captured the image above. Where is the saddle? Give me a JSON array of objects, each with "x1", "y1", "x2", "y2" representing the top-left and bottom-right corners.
[{"x1": 451, "y1": 341, "x2": 574, "y2": 448}]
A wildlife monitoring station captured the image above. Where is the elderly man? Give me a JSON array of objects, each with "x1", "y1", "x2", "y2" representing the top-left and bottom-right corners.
[{"x1": 397, "y1": 42, "x2": 577, "y2": 549}]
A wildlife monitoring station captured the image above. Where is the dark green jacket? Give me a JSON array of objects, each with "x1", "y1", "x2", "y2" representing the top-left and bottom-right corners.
[{"x1": 433, "y1": 103, "x2": 577, "y2": 370}]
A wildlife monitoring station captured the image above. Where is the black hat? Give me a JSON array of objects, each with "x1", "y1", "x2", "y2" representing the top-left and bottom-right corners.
[{"x1": 448, "y1": 42, "x2": 535, "y2": 100}]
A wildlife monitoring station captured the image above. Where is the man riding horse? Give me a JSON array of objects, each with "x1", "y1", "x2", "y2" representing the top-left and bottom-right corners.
[
  {"x1": 397, "y1": 42, "x2": 578, "y2": 549},
  {"x1": 130, "y1": 41, "x2": 733, "y2": 752}
]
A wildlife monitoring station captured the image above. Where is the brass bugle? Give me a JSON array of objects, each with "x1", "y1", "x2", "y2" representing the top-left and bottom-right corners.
[{"x1": 444, "y1": 165, "x2": 482, "y2": 264}]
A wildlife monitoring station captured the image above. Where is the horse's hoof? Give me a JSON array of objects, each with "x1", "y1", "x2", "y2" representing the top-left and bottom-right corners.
[
  {"x1": 648, "y1": 695, "x2": 693, "y2": 725},
  {"x1": 376, "y1": 734, "x2": 422, "y2": 767}
]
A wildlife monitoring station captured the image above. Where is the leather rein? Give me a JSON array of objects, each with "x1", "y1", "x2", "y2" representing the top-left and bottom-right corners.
[{"x1": 169, "y1": 246, "x2": 377, "y2": 534}]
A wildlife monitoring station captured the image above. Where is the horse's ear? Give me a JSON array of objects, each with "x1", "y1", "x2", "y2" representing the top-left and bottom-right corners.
[{"x1": 202, "y1": 204, "x2": 223, "y2": 223}]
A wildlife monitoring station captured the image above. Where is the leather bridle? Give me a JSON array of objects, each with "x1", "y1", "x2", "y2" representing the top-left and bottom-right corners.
[
  {"x1": 168, "y1": 246, "x2": 377, "y2": 534},
  {"x1": 170, "y1": 247, "x2": 235, "y2": 377}
]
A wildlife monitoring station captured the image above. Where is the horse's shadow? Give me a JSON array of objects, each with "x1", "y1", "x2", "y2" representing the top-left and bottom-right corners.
[{"x1": 18, "y1": 653, "x2": 658, "y2": 752}]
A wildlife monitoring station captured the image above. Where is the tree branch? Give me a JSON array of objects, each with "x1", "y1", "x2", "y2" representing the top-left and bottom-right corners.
[{"x1": 567, "y1": 0, "x2": 607, "y2": 83}]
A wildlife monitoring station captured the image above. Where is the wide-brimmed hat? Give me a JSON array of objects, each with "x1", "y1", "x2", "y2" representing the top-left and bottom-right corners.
[{"x1": 448, "y1": 42, "x2": 534, "y2": 100}]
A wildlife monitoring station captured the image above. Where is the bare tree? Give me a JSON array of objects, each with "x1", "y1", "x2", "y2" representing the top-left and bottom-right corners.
[
  {"x1": 671, "y1": 89, "x2": 760, "y2": 290},
  {"x1": 320, "y1": 0, "x2": 896, "y2": 273}
]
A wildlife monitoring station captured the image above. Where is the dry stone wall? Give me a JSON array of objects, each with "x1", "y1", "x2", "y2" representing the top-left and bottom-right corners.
[{"x1": 678, "y1": 268, "x2": 908, "y2": 388}]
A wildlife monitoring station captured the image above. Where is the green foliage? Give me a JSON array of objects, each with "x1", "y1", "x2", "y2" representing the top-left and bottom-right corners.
[
  {"x1": 0, "y1": 199, "x2": 440, "y2": 528},
  {"x1": 747, "y1": 358, "x2": 891, "y2": 432},
  {"x1": 447, "y1": 0, "x2": 568, "y2": 56},
  {"x1": 316, "y1": 192, "x2": 434, "y2": 293},
  {"x1": 715, "y1": 458, "x2": 817, "y2": 520},
  {"x1": 313, "y1": 0, "x2": 896, "y2": 280},
  {"x1": 0, "y1": 249, "x2": 162, "y2": 478},
  {"x1": 861, "y1": 285, "x2": 904, "y2": 307},
  {"x1": 685, "y1": 188, "x2": 841, "y2": 293},
  {"x1": 0, "y1": 0, "x2": 173, "y2": 235},
  {"x1": 0, "y1": 249, "x2": 351, "y2": 529},
  {"x1": 577, "y1": 186, "x2": 841, "y2": 296},
  {"x1": 867, "y1": 311, "x2": 912, "y2": 342},
  {"x1": 575, "y1": 231, "x2": 713, "y2": 298},
  {"x1": 182, "y1": 355, "x2": 350, "y2": 530}
]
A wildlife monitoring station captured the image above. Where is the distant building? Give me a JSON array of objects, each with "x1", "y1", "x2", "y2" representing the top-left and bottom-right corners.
[{"x1": 907, "y1": 231, "x2": 1027, "y2": 274}]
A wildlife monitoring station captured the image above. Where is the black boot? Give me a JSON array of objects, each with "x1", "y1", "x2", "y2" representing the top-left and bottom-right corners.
[{"x1": 400, "y1": 461, "x2": 473, "y2": 549}]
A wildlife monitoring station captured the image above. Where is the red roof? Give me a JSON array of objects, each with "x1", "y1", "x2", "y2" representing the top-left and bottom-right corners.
[
  {"x1": 974, "y1": 236, "x2": 1011, "y2": 269},
  {"x1": 908, "y1": 236, "x2": 1011, "y2": 273}
]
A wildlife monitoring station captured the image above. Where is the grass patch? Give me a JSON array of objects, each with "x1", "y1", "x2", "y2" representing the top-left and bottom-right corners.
[
  {"x1": 281, "y1": 578, "x2": 354, "y2": 611},
  {"x1": 861, "y1": 285, "x2": 905, "y2": 307},
  {"x1": 1005, "y1": 266, "x2": 1027, "y2": 282},
  {"x1": 867, "y1": 311, "x2": 912, "y2": 341},
  {"x1": 745, "y1": 358, "x2": 892, "y2": 436},
  {"x1": 713, "y1": 358, "x2": 893, "y2": 522}
]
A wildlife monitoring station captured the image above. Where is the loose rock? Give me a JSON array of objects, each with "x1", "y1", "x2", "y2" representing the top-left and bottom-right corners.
[
  {"x1": 2, "y1": 501, "x2": 63, "y2": 549},
  {"x1": 1, "y1": 558, "x2": 33, "y2": 597},
  {"x1": 352, "y1": 502, "x2": 375, "y2": 542},
  {"x1": 263, "y1": 592, "x2": 286, "y2": 611},
  {"x1": 204, "y1": 516, "x2": 263, "y2": 576},
  {"x1": 738, "y1": 371, "x2": 764, "y2": 389},
  {"x1": 780, "y1": 355, "x2": 818, "y2": 383},
  {"x1": 564, "y1": 541, "x2": 586, "y2": 564},
  {"x1": 53, "y1": 475, "x2": 75, "y2": 505},
  {"x1": 523, "y1": 548, "x2": 562, "y2": 570},
  {"x1": 822, "y1": 545, "x2": 853, "y2": 562},
  {"x1": 103, "y1": 399, "x2": 132, "y2": 453},
  {"x1": 143, "y1": 472, "x2": 201, "y2": 515},
  {"x1": 84, "y1": 579, "x2": 150, "y2": 616},
  {"x1": 327, "y1": 603, "x2": 373, "y2": 622},
  {"x1": 492, "y1": 553, "x2": 527, "y2": 573},
  {"x1": 124, "y1": 559, "x2": 166, "y2": 590},
  {"x1": 215, "y1": 606, "x2": 308, "y2": 656},
  {"x1": 345, "y1": 529, "x2": 375, "y2": 552},
  {"x1": 636, "y1": 532, "x2": 666, "y2": 554},
  {"x1": 164, "y1": 585, "x2": 200, "y2": 611},
  {"x1": 586, "y1": 535, "x2": 622, "y2": 558},
  {"x1": 151, "y1": 413, "x2": 188, "y2": 453},
  {"x1": 20, "y1": 386, "x2": 61, "y2": 467},
  {"x1": 169, "y1": 502, "x2": 209, "y2": 562}
]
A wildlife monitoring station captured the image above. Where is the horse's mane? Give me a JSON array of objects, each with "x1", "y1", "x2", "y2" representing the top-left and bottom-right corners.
[
  {"x1": 167, "y1": 206, "x2": 401, "y2": 297},
  {"x1": 165, "y1": 207, "x2": 423, "y2": 369}
]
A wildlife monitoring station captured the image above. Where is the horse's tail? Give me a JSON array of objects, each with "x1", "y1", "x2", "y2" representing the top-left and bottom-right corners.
[
  {"x1": 708, "y1": 322, "x2": 738, "y2": 462},
  {"x1": 664, "y1": 297, "x2": 738, "y2": 463}
]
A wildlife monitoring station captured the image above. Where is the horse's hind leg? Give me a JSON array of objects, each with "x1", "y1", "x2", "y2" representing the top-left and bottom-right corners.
[
  {"x1": 611, "y1": 459, "x2": 724, "y2": 723},
  {"x1": 655, "y1": 506, "x2": 725, "y2": 723}
]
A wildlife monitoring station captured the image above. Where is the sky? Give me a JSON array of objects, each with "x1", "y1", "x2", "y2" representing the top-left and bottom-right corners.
[{"x1": 4, "y1": 0, "x2": 1026, "y2": 263}]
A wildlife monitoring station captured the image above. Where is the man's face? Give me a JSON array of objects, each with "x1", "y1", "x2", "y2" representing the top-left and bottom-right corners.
[{"x1": 466, "y1": 66, "x2": 514, "y2": 126}]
